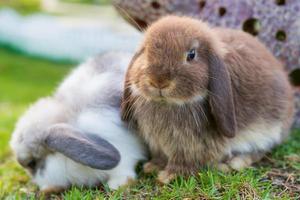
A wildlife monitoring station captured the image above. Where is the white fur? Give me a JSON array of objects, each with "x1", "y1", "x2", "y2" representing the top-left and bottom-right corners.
[
  {"x1": 10, "y1": 52, "x2": 146, "y2": 191},
  {"x1": 227, "y1": 120, "x2": 283, "y2": 155}
]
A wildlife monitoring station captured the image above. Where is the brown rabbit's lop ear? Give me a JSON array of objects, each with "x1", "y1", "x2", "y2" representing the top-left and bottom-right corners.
[
  {"x1": 207, "y1": 51, "x2": 237, "y2": 138},
  {"x1": 121, "y1": 47, "x2": 145, "y2": 122}
]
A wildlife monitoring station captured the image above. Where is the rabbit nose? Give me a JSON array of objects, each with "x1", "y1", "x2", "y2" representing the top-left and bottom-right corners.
[{"x1": 149, "y1": 79, "x2": 171, "y2": 89}]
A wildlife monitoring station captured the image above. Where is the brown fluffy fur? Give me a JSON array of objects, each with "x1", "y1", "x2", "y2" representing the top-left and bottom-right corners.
[{"x1": 121, "y1": 16, "x2": 294, "y2": 182}]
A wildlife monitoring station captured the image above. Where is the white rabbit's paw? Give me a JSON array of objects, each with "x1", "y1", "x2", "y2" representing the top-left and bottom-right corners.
[
  {"x1": 40, "y1": 186, "x2": 66, "y2": 195},
  {"x1": 107, "y1": 176, "x2": 136, "y2": 190}
]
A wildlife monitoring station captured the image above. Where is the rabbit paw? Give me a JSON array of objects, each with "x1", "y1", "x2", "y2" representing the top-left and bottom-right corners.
[
  {"x1": 157, "y1": 170, "x2": 176, "y2": 184},
  {"x1": 218, "y1": 153, "x2": 264, "y2": 172},
  {"x1": 107, "y1": 176, "x2": 136, "y2": 190},
  {"x1": 217, "y1": 163, "x2": 232, "y2": 173},
  {"x1": 228, "y1": 155, "x2": 253, "y2": 171},
  {"x1": 143, "y1": 162, "x2": 161, "y2": 174},
  {"x1": 40, "y1": 186, "x2": 66, "y2": 195}
]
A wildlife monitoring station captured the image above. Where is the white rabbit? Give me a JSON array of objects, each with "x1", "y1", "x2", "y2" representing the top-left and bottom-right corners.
[{"x1": 10, "y1": 52, "x2": 146, "y2": 193}]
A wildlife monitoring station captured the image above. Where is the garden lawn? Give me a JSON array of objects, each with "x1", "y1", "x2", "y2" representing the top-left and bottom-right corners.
[{"x1": 0, "y1": 47, "x2": 299, "y2": 199}]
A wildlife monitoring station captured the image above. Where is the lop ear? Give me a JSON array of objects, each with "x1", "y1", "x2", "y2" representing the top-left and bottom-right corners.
[
  {"x1": 121, "y1": 47, "x2": 144, "y2": 123},
  {"x1": 208, "y1": 52, "x2": 237, "y2": 138},
  {"x1": 43, "y1": 123, "x2": 120, "y2": 170}
]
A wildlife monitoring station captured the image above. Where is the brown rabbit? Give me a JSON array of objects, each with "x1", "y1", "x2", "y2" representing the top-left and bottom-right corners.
[{"x1": 121, "y1": 16, "x2": 294, "y2": 183}]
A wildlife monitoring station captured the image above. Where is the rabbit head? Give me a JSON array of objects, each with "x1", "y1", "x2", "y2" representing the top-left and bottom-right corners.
[
  {"x1": 10, "y1": 98, "x2": 69, "y2": 173},
  {"x1": 123, "y1": 16, "x2": 236, "y2": 137}
]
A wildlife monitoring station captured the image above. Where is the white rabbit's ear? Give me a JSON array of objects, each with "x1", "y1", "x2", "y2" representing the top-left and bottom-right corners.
[{"x1": 44, "y1": 124, "x2": 120, "y2": 170}]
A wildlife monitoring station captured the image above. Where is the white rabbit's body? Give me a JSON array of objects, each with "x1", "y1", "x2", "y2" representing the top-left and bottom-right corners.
[
  {"x1": 32, "y1": 107, "x2": 144, "y2": 190},
  {"x1": 10, "y1": 52, "x2": 145, "y2": 191}
]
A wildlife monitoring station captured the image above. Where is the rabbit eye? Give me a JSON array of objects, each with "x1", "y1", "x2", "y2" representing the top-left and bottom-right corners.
[
  {"x1": 186, "y1": 49, "x2": 196, "y2": 61},
  {"x1": 27, "y1": 160, "x2": 37, "y2": 169}
]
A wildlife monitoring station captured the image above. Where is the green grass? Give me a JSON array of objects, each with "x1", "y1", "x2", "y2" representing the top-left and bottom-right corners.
[
  {"x1": 0, "y1": 48, "x2": 299, "y2": 199},
  {"x1": 0, "y1": 0, "x2": 40, "y2": 14}
]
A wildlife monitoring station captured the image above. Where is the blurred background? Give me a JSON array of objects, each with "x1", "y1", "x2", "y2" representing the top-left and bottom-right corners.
[{"x1": 0, "y1": 0, "x2": 141, "y2": 62}]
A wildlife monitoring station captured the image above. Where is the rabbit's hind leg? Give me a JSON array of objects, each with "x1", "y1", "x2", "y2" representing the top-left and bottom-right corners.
[
  {"x1": 143, "y1": 150, "x2": 168, "y2": 174},
  {"x1": 218, "y1": 152, "x2": 265, "y2": 172}
]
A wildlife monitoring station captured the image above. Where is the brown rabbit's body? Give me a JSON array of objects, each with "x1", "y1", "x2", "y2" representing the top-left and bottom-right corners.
[{"x1": 122, "y1": 16, "x2": 294, "y2": 183}]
